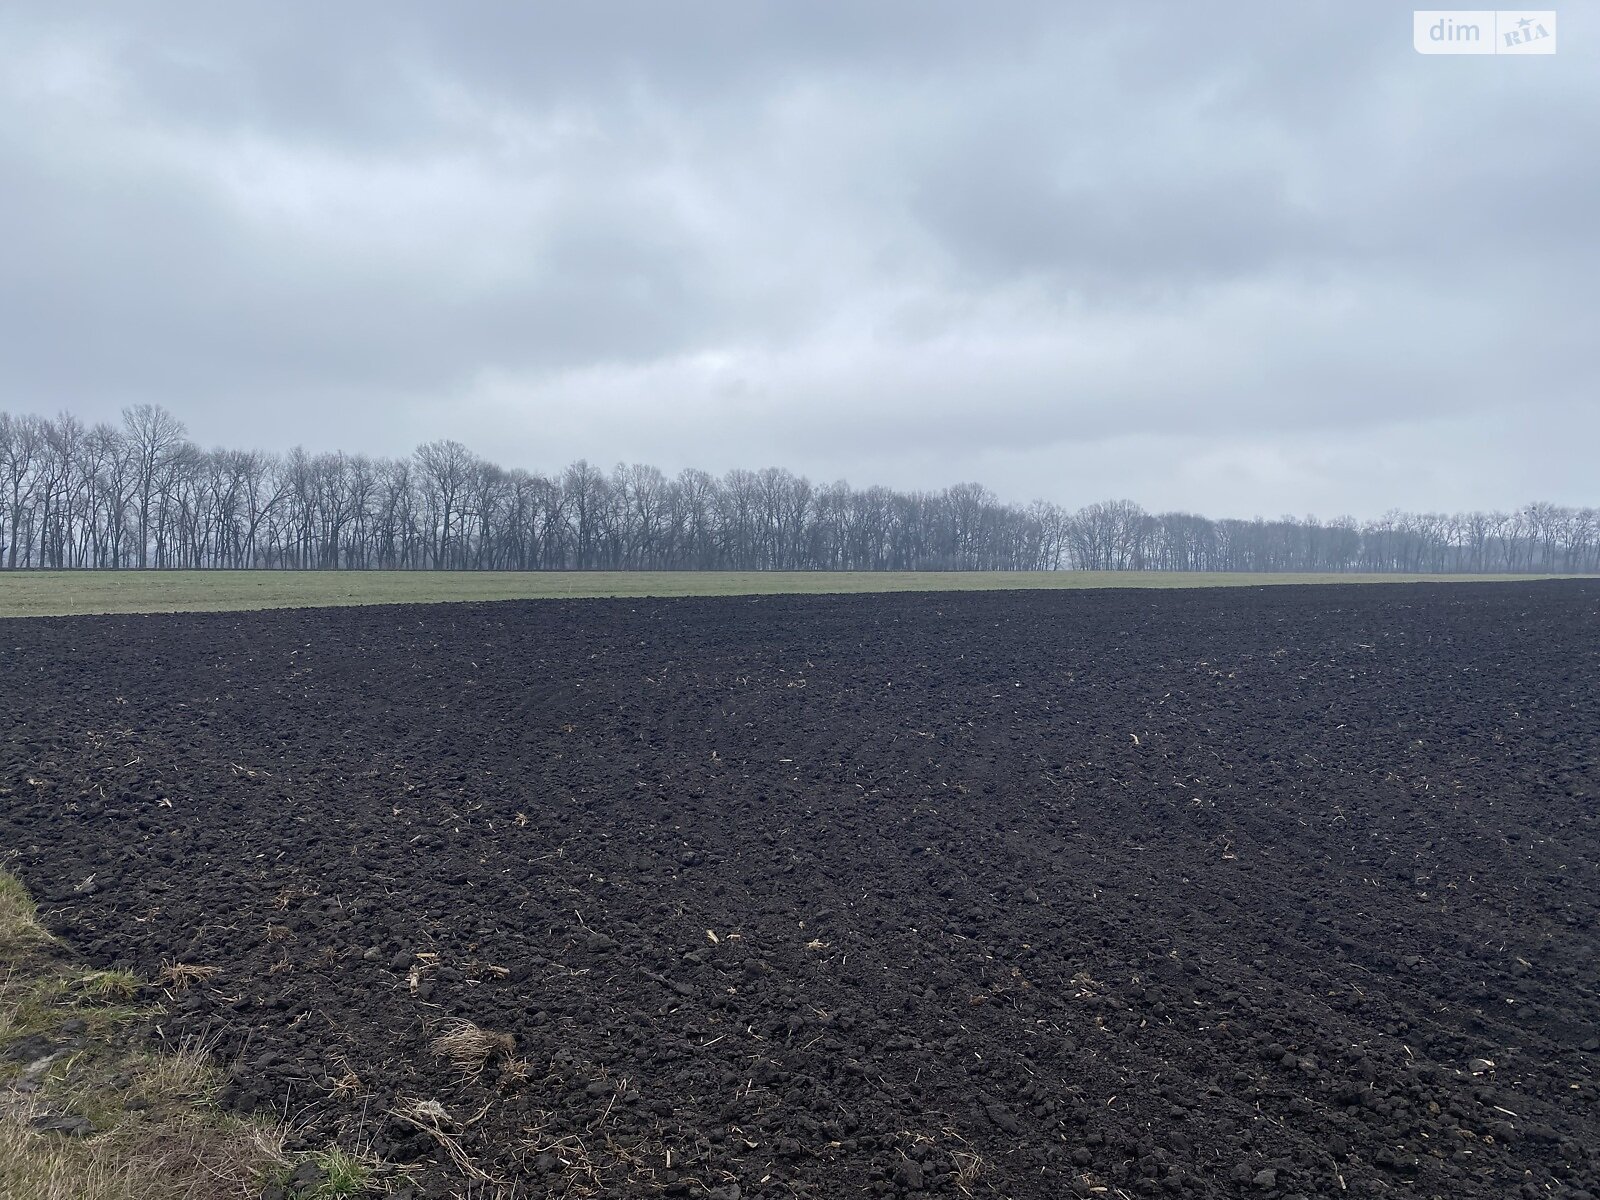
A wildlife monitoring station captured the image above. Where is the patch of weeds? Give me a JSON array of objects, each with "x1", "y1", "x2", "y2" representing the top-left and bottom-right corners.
[
  {"x1": 1, "y1": 867, "x2": 385, "y2": 1199},
  {"x1": 75, "y1": 968, "x2": 140, "y2": 1003},
  {"x1": 76, "y1": 1002, "x2": 149, "y2": 1036},
  {"x1": 129, "y1": 1033, "x2": 225, "y2": 1104},
  {"x1": 306, "y1": 1146, "x2": 377, "y2": 1197},
  {"x1": 262, "y1": 1143, "x2": 384, "y2": 1199},
  {"x1": 0, "y1": 971, "x2": 149, "y2": 1078},
  {"x1": 0, "y1": 975, "x2": 71, "y2": 1055},
  {"x1": 0, "y1": 1100, "x2": 292, "y2": 1200},
  {"x1": 0, "y1": 869, "x2": 52, "y2": 948}
]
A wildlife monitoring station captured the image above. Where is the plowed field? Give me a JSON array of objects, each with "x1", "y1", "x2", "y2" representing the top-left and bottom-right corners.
[{"x1": 3, "y1": 581, "x2": 1597, "y2": 1199}]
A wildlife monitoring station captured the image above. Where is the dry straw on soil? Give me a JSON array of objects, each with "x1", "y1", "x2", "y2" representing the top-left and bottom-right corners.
[
  {"x1": 156, "y1": 961, "x2": 221, "y2": 992},
  {"x1": 429, "y1": 1017, "x2": 517, "y2": 1075},
  {"x1": 0, "y1": 1106, "x2": 292, "y2": 1200},
  {"x1": 1, "y1": 866, "x2": 374, "y2": 1200},
  {"x1": 389, "y1": 1097, "x2": 498, "y2": 1186}
]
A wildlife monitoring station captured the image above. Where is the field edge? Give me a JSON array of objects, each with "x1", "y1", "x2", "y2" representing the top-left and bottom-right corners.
[{"x1": 1, "y1": 568, "x2": 1593, "y2": 618}]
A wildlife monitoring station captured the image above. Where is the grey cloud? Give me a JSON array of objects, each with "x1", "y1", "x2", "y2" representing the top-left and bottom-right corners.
[
  {"x1": 0, "y1": 1, "x2": 1593, "y2": 515},
  {"x1": 910, "y1": 146, "x2": 1335, "y2": 295}
]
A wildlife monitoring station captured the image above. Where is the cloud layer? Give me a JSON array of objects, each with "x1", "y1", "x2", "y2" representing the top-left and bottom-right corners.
[{"x1": 2, "y1": 1, "x2": 1594, "y2": 517}]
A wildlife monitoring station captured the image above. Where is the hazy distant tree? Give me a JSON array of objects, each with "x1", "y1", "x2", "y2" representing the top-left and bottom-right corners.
[
  {"x1": 120, "y1": 404, "x2": 187, "y2": 568},
  {"x1": 89, "y1": 423, "x2": 137, "y2": 567},
  {"x1": 1566, "y1": 508, "x2": 1599, "y2": 573},
  {"x1": 416, "y1": 440, "x2": 475, "y2": 568},
  {"x1": 373, "y1": 458, "x2": 417, "y2": 569},
  {"x1": 1067, "y1": 499, "x2": 1147, "y2": 570},
  {"x1": 29, "y1": 414, "x2": 83, "y2": 567},
  {"x1": 151, "y1": 440, "x2": 202, "y2": 568},
  {"x1": 1477, "y1": 511, "x2": 1511, "y2": 571},
  {"x1": 310, "y1": 453, "x2": 362, "y2": 568},
  {"x1": 495, "y1": 468, "x2": 539, "y2": 569},
  {"x1": 0, "y1": 403, "x2": 1591, "y2": 577},
  {"x1": 238, "y1": 451, "x2": 288, "y2": 568},
  {"x1": 1462, "y1": 511, "x2": 1491, "y2": 572},
  {"x1": 613, "y1": 463, "x2": 668, "y2": 569},
  {"x1": 744, "y1": 467, "x2": 811, "y2": 570},
  {"x1": 665, "y1": 468, "x2": 716, "y2": 568},
  {"x1": 458, "y1": 458, "x2": 504, "y2": 569},
  {"x1": 532, "y1": 472, "x2": 568, "y2": 569},
  {"x1": 1522, "y1": 501, "x2": 1567, "y2": 572},
  {"x1": 1503, "y1": 509, "x2": 1535, "y2": 571},
  {"x1": 1151, "y1": 511, "x2": 1210, "y2": 571},
  {"x1": 67, "y1": 422, "x2": 116, "y2": 566},
  {"x1": 0, "y1": 412, "x2": 45, "y2": 568},
  {"x1": 941, "y1": 483, "x2": 992, "y2": 570},
  {"x1": 562, "y1": 459, "x2": 607, "y2": 570}
]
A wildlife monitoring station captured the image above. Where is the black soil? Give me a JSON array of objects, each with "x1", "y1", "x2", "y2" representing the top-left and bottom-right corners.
[{"x1": 3, "y1": 581, "x2": 1598, "y2": 1199}]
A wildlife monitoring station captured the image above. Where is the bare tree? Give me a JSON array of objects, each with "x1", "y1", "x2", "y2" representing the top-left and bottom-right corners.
[
  {"x1": 120, "y1": 404, "x2": 187, "y2": 568},
  {"x1": 562, "y1": 459, "x2": 606, "y2": 570},
  {"x1": 0, "y1": 403, "x2": 1594, "y2": 576},
  {"x1": 0, "y1": 413, "x2": 45, "y2": 568},
  {"x1": 415, "y1": 440, "x2": 476, "y2": 568}
]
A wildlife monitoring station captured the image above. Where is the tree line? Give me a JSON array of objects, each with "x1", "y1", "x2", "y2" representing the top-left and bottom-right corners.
[{"x1": 2, "y1": 406, "x2": 1595, "y2": 574}]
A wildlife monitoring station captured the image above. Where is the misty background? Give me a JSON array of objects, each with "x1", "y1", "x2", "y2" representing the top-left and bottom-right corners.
[
  {"x1": 0, "y1": 1, "x2": 1595, "y2": 520},
  {"x1": 3, "y1": 403, "x2": 1595, "y2": 573}
]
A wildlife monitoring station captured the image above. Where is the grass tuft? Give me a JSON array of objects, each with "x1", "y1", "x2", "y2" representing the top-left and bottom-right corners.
[
  {"x1": 304, "y1": 1145, "x2": 377, "y2": 1198},
  {"x1": 76, "y1": 969, "x2": 141, "y2": 1004},
  {"x1": 0, "y1": 870, "x2": 53, "y2": 948}
]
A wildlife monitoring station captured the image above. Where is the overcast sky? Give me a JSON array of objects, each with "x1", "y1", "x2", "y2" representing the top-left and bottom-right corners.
[{"x1": 1, "y1": 2, "x2": 1594, "y2": 518}]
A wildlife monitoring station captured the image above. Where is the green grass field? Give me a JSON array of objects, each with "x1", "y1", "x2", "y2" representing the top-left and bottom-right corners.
[{"x1": 0, "y1": 569, "x2": 1580, "y2": 617}]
